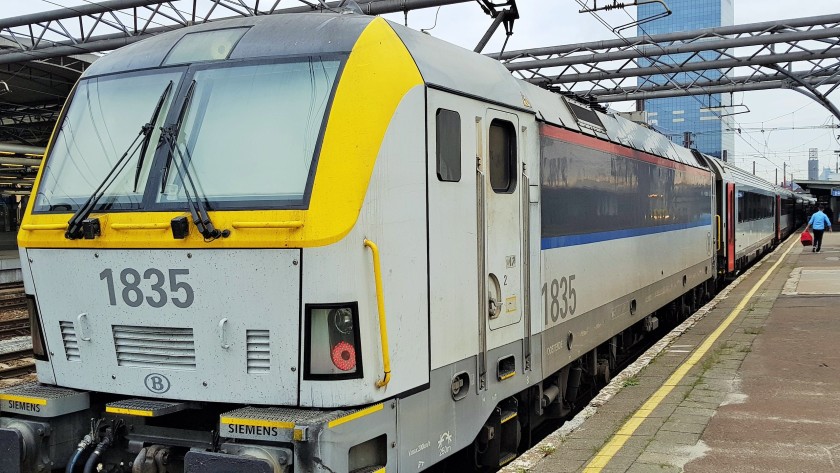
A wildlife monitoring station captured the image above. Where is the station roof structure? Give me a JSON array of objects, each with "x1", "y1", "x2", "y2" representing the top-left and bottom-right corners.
[
  {"x1": 0, "y1": 0, "x2": 838, "y2": 196},
  {"x1": 794, "y1": 180, "x2": 840, "y2": 199}
]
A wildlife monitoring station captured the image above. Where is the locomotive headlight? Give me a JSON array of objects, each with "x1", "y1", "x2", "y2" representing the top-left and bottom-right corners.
[
  {"x1": 304, "y1": 303, "x2": 363, "y2": 380},
  {"x1": 330, "y1": 307, "x2": 354, "y2": 334},
  {"x1": 26, "y1": 295, "x2": 49, "y2": 361}
]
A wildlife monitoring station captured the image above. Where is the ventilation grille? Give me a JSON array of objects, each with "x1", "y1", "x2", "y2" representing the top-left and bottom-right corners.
[
  {"x1": 59, "y1": 321, "x2": 80, "y2": 362},
  {"x1": 246, "y1": 330, "x2": 271, "y2": 374},
  {"x1": 112, "y1": 325, "x2": 196, "y2": 370}
]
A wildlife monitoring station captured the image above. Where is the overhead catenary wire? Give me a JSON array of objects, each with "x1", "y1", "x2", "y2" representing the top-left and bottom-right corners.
[
  {"x1": 578, "y1": 1, "x2": 840, "y2": 183},
  {"x1": 578, "y1": 0, "x2": 815, "y2": 182}
]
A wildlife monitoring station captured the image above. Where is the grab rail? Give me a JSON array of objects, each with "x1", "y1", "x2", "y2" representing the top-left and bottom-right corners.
[
  {"x1": 231, "y1": 221, "x2": 304, "y2": 229},
  {"x1": 110, "y1": 223, "x2": 169, "y2": 230},
  {"x1": 715, "y1": 215, "x2": 722, "y2": 251},
  {"x1": 364, "y1": 238, "x2": 391, "y2": 388},
  {"x1": 21, "y1": 224, "x2": 66, "y2": 231}
]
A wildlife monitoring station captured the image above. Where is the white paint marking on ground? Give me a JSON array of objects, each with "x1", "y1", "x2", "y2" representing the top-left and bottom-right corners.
[
  {"x1": 669, "y1": 440, "x2": 711, "y2": 470},
  {"x1": 719, "y1": 376, "x2": 747, "y2": 406}
]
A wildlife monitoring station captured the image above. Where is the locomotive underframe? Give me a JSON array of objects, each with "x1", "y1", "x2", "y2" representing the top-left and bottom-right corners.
[{"x1": 0, "y1": 263, "x2": 719, "y2": 473}]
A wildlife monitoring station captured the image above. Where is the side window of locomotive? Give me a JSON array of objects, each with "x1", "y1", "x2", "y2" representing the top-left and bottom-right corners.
[
  {"x1": 489, "y1": 119, "x2": 517, "y2": 193},
  {"x1": 436, "y1": 109, "x2": 461, "y2": 182}
]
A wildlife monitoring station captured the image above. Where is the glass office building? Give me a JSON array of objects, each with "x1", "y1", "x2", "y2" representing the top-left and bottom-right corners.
[{"x1": 637, "y1": 0, "x2": 734, "y2": 160}]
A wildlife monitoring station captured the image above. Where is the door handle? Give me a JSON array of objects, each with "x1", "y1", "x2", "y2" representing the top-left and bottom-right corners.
[
  {"x1": 77, "y1": 313, "x2": 91, "y2": 342},
  {"x1": 218, "y1": 318, "x2": 230, "y2": 350}
]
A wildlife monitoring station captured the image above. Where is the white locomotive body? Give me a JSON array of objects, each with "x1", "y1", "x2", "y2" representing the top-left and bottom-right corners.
[{"x1": 0, "y1": 13, "x2": 798, "y2": 473}]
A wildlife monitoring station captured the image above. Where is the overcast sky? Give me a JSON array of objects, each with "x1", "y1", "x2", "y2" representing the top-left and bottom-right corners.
[
  {"x1": 380, "y1": 1, "x2": 840, "y2": 185},
  {"x1": 4, "y1": 0, "x2": 839, "y2": 184}
]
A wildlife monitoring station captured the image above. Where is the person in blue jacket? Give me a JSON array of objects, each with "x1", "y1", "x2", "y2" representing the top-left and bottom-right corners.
[{"x1": 805, "y1": 204, "x2": 833, "y2": 252}]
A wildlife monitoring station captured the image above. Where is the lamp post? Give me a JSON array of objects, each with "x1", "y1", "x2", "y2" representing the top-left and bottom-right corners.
[{"x1": 783, "y1": 162, "x2": 786, "y2": 188}]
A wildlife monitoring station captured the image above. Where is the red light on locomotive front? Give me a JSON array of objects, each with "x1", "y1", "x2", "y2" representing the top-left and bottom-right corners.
[{"x1": 331, "y1": 341, "x2": 356, "y2": 371}]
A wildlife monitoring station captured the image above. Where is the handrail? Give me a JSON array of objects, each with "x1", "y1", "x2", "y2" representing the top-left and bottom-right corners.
[
  {"x1": 21, "y1": 224, "x2": 66, "y2": 231},
  {"x1": 364, "y1": 238, "x2": 391, "y2": 388},
  {"x1": 231, "y1": 221, "x2": 304, "y2": 229},
  {"x1": 715, "y1": 214, "x2": 722, "y2": 251},
  {"x1": 111, "y1": 223, "x2": 169, "y2": 230}
]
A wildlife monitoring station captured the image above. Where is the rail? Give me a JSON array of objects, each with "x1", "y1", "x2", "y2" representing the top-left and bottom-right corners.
[
  {"x1": 0, "y1": 362, "x2": 35, "y2": 379},
  {"x1": 0, "y1": 284, "x2": 27, "y2": 313},
  {"x1": 0, "y1": 317, "x2": 29, "y2": 339},
  {"x1": 0, "y1": 347, "x2": 33, "y2": 364},
  {"x1": 363, "y1": 238, "x2": 391, "y2": 389}
]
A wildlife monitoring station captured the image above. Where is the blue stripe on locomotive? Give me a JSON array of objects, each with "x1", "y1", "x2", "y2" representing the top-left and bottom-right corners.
[
  {"x1": 541, "y1": 217, "x2": 712, "y2": 249},
  {"x1": 539, "y1": 131, "x2": 713, "y2": 250}
]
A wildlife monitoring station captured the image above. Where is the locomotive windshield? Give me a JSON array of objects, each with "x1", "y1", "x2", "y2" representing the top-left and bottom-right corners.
[
  {"x1": 34, "y1": 70, "x2": 183, "y2": 212},
  {"x1": 34, "y1": 57, "x2": 341, "y2": 212}
]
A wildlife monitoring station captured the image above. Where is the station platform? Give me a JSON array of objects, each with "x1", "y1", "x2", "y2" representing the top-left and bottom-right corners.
[
  {"x1": 505, "y1": 231, "x2": 840, "y2": 473},
  {"x1": 0, "y1": 250, "x2": 21, "y2": 284}
]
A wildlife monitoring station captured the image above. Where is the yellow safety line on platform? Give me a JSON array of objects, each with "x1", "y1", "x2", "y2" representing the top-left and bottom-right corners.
[{"x1": 583, "y1": 237, "x2": 798, "y2": 472}]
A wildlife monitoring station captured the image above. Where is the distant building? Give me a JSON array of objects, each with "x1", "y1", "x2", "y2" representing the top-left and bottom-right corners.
[
  {"x1": 637, "y1": 0, "x2": 734, "y2": 160},
  {"x1": 809, "y1": 148, "x2": 820, "y2": 180},
  {"x1": 820, "y1": 167, "x2": 840, "y2": 181}
]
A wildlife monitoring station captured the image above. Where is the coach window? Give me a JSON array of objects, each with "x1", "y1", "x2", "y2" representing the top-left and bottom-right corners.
[
  {"x1": 489, "y1": 119, "x2": 517, "y2": 193},
  {"x1": 436, "y1": 109, "x2": 461, "y2": 182}
]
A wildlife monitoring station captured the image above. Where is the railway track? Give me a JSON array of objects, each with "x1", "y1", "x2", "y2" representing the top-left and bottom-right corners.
[
  {"x1": 0, "y1": 362, "x2": 35, "y2": 379},
  {"x1": 0, "y1": 298, "x2": 26, "y2": 311},
  {"x1": 0, "y1": 317, "x2": 29, "y2": 338},
  {"x1": 0, "y1": 341, "x2": 34, "y2": 380},
  {"x1": 0, "y1": 286, "x2": 36, "y2": 380},
  {"x1": 0, "y1": 361, "x2": 35, "y2": 379},
  {"x1": 0, "y1": 283, "x2": 26, "y2": 311},
  {"x1": 0, "y1": 347, "x2": 32, "y2": 364}
]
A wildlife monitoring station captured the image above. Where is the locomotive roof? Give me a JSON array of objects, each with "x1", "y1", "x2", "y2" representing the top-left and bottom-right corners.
[
  {"x1": 84, "y1": 13, "x2": 376, "y2": 77},
  {"x1": 84, "y1": 12, "x2": 707, "y2": 169}
]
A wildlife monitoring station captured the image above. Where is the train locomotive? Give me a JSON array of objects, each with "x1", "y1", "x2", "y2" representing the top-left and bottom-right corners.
[{"x1": 0, "y1": 12, "x2": 809, "y2": 473}]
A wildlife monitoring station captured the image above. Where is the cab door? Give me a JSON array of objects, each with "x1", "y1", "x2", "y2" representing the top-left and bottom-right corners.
[{"x1": 480, "y1": 109, "x2": 524, "y2": 346}]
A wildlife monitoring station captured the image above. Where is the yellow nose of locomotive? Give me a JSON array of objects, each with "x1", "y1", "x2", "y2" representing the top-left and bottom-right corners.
[{"x1": 19, "y1": 17, "x2": 422, "y2": 251}]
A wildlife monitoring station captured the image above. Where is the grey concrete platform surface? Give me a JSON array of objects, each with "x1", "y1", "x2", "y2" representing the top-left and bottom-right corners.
[
  {"x1": 0, "y1": 249, "x2": 21, "y2": 284},
  {"x1": 504, "y1": 231, "x2": 840, "y2": 473}
]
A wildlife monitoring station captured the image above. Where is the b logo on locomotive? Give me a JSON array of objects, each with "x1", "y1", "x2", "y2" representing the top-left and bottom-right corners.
[{"x1": 144, "y1": 373, "x2": 171, "y2": 394}]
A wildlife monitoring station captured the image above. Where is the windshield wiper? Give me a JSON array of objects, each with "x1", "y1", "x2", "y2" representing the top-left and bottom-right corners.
[
  {"x1": 161, "y1": 137, "x2": 230, "y2": 241},
  {"x1": 161, "y1": 80, "x2": 195, "y2": 193},
  {"x1": 66, "y1": 83, "x2": 174, "y2": 240},
  {"x1": 159, "y1": 82, "x2": 230, "y2": 241},
  {"x1": 133, "y1": 81, "x2": 173, "y2": 192}
]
